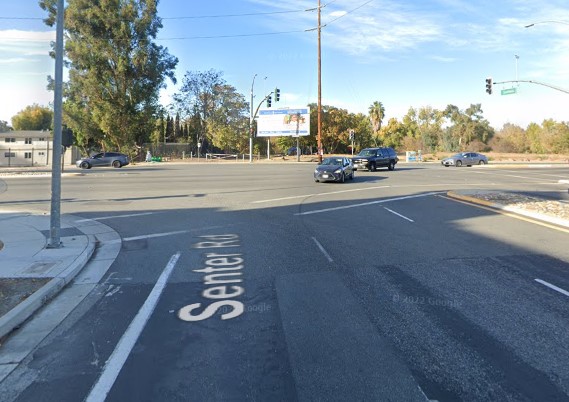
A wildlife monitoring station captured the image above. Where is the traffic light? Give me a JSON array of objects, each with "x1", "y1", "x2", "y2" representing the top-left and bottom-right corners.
[
  {"x1": 275, "y1": 88, "x2": 280, "y2": 102},
  {"x1": 62, "y1": 127, "x2": 74, "y2": 147},
  {"x1": 266, "y1": 95, "x2": 272, "y2": 107},
  {"x1": 485, "y1": 77, "x2": 493, "y2": 95}
]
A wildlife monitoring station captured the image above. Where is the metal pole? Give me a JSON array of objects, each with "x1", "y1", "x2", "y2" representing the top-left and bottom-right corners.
[
  {"x1": 317, "y1": 0, "x2": 322, "y2": 163},
  {"x1": 515, "y1": 55, "x2": 519, "y2": 87},
  {"x1": 249, "y1": 74, "x2": 257, "y2": 163},
  {"x1": 48, "y1": 0, "x2": 64, "y2": 249}
]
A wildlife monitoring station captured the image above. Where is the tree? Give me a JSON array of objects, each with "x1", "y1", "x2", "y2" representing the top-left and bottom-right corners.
[
  {"x1": 40, "y1": 0, "x2": 178, "y2": 155},
  {"x1": 368, "y1": 101, "x2": 385, "y2": 145},
  {"x1": 173, "y1": 71, "x2": 248, "y2": 153},
  {"x1": 443, "y1": 104, "x2": 493, "y2": 151},
  {"x1": 11, "y1": 104, "x2": 53, "y2": 131},
  {"x1": 0, "y1": 120, "x2": 12, "y2": 132},
  {"x1": 165, "y1": 115, "x2": 174, "y2": 143},
  {"x1": 490, "y1": 123, "x2": 527, "y2": 153}
]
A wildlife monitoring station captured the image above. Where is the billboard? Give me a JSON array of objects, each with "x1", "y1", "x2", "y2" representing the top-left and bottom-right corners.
[{"x1": 257, "y1": 107, "x2": 310, "y2": 137}]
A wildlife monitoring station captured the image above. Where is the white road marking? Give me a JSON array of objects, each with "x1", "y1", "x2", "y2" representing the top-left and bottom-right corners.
[
  {"x1": 74, "y1": 212, "x2": 154, "y2": 223},
  {"x1": 535, "y1": 279, "x2": 569, "y2": 297},
  {"x1": 252, "y1": 185, "x2": 391, "y2": 204},
  {"x1": 106, "y1": 230, "x2": 190, "y2": 244},
  {"x1": 296, "y1": 192, "x2": 444, "y2": 216},
  {"x1": 311, "y1": 237, "x2": 333, "y2": 262},
  {"x1": 86, "y1": 252, "x2": 181, "y2": 402},
  {"x1": 384, "y1": 207, "x2": 414, "y2": 222},
  {"x1": 104, "y1": 285, "x2": 121, "y2": 298}
]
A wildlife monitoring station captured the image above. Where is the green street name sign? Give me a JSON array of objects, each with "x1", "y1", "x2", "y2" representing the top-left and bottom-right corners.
[{"x1": 501, "y1": 88, "x2": 517, "y2": 95}]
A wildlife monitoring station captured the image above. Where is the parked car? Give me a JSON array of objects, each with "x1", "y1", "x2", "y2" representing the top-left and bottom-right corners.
[
  {"x1": 441, "y1": 152, "x2": 488, "y2": 167},
  {"x1": 286, "y1": 146, "x2": 301, "y2": 156},
  {"x1": 351, "y1": 147, "x2": 398, "y2": 171},
  {"x1": 76, "y1": 152, "x2": 129, "y2": 169},
  {"x1": 314, "y1": 157, "x2": 355, "y2": 183}
]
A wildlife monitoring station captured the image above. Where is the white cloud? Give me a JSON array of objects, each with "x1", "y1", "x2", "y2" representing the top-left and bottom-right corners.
[{"x1": 0, "y1": 29, "x2": 55, "y2": 42}]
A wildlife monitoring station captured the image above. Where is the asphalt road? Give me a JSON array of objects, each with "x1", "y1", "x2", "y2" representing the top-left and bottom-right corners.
[{"x1": 1, "y1": 162, "x2": 569, "y2": 401}]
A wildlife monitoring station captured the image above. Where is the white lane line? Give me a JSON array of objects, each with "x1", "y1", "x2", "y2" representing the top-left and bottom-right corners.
[
  {"x1": 86, "y1": 252, "x2": 181, "y2": 402},
  {"x1": 384, "y1": 207, "x2": 414, "y2": 222},
  {"x1": 535, "y1": 279, "x2": 569, "y2": 297},
  {"x1": 311, "y1": 237, "x2": 333, "y2": 262},
  {"x1": 253, "y1": 185, "x2": 391, "y2": 204},
  {"x1": 75, "y1": 212, "x2": 154, "y2": 223},
  {"x1": 106, "y1": 230, "x2": 190, "y2": 244},
  {"x1": 296, "y1": 192, "x2": 444, "y2": 216}
]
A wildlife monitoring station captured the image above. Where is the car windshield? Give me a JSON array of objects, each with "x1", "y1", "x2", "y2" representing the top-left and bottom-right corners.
[
  {"x1": 452, "y1": 153, "x2": 466, "y2": 158},
  {"x1": 357, "y1": 149, "x2": 375, "y2": 156},
  {"x1": 321, "y1": 158, "x2": 342, "y2": 166}
]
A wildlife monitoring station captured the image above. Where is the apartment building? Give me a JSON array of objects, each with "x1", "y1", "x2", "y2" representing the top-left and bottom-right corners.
[{"x1": 0, "y1": 130, "x2": 80, "y2": 167}]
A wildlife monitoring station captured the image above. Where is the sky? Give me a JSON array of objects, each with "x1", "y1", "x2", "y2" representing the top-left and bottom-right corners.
[{"x1": 1, "y1": 0, "x2": 569, "y2": 130}]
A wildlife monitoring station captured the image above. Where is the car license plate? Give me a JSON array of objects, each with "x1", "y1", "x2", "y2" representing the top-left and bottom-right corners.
[{"x1": 322, "y1": 174, "x2": 329, "y2": 178}]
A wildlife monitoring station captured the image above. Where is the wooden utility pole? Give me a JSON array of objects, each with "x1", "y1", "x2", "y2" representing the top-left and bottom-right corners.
[{"x1": 317, "y1": 0, "x2": 322, "y2": 163}]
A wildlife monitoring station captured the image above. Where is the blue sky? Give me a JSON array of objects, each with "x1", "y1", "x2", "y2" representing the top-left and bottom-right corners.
[{"x1": 1, "y1": 0, "x2": 568, "y2": 130}]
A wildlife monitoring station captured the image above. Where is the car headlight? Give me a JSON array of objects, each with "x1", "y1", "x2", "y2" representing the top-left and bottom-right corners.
[
  {"x1": 334, "y1": 168, "x2": 341, "y2": 174},
  {"x1": 314, "y1": 169, "x2": 319, "y2": 174}
]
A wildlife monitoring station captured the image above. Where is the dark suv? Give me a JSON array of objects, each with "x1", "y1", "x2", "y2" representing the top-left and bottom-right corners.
[{"x1": 352, "y1": 147, "x2": 398, "y2": 171}]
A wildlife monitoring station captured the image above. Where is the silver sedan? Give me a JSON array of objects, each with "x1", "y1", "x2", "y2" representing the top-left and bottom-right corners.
[{"x1": 441, "y1": 152, "x2": 488, "y2": 167}]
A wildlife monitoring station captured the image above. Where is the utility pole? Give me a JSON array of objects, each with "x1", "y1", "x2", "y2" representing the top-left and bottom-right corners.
[
  {"x1": 48, "y1": 0, "x2": 64, "y2": 249},
  {"x1": 317, "y1": 0, "x2": 323, "y2": 163},
  {"x1": 249, "y1": 74, "x2": 257, "y2": 163}
]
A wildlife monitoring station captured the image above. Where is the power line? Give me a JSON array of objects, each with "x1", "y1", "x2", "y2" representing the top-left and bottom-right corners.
[
  {"x1": 0, "y1": 8, "x2": 308, "y2": 22},
  {"x1": 324, "y1": 0, "x2": 374, "y2": 26},
  {"x1": 158, "y1": 30, "x2": 307, "y2": 40},
  {"x1": 162, "y1": 9, "x2": 307, "y2": 20}
]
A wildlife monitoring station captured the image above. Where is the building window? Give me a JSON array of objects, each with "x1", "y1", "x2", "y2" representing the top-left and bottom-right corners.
[
  {"x1": 25, "y1": 138, "x2": 32, "y2": 144},
  {"x1": 38, "y1": 152, "x2": 45, "y2": 156},
  {"x1": 4, "y1": 138, "x2": 15, "y2": 143},
  {"x1": 25, "y1": 152, "x2": 32, "y2": 159},
  {"x1": 4, "y1": 152, "x2": 15, "y2": 157},
  {"x1": 38, "y1": 137, "x2": 45, "y2": 141}
]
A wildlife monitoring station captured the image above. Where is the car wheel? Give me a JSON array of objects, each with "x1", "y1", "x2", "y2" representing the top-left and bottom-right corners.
[
  {"x1": 388, "y1": 161, "x2": 395, "y2": 171},
  {"x1": 369, "y1": 162, "x2": 376, "y2": 172},
  {"x1": 456, "y1": 160, "x2": 462, "y2": 167},
  {"x1": 340, "y1": 172, "x2": 345, "y2": 183},
  {"x1": 80, "y1": 161, "x2": 90, "y2": 169},
  {"x1": 478, "y1": 160, "x2": 485, "y2": 165},
  {"x1": 314, "y1": 178, "x2": 319, "y2": 183},
  {"x1": 112, "y1": 160, "x2": 122, "y2": 168}
]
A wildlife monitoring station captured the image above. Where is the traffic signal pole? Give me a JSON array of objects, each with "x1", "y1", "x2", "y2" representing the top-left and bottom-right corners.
[{"x1": 493, "y1": 79, "x2": 569, "y2": 95}]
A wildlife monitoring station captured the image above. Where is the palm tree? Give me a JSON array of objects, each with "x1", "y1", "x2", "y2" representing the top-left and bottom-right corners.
[
  {"x1": 369, "y1": 101, "x2": 385, "y2": 146},
  {"x1": 369, "y1": 101, "x2": 385, "y2": 134}
]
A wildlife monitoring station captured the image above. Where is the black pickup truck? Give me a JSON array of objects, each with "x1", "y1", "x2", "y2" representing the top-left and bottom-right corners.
[{"x1": 351, "y1": 147, "x2": 399, "y2": 171}]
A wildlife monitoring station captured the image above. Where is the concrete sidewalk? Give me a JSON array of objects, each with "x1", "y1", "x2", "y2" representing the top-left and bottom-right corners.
[{"x1": 0, "y1": 211, "x2": 120, "y2": 340}]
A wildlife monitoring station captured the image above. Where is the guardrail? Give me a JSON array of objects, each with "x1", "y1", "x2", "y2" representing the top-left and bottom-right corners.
[{"x1": 205, "y1": 153, "x2": 262, "y2": 162}]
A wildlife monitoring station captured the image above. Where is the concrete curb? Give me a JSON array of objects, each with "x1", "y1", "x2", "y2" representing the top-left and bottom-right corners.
[
  {"x1": 447, "y1": 191, "x2": 569, "y2": 229},
  {"x1": 0, "y1": 235, "x2": 96, "y2": 339}
]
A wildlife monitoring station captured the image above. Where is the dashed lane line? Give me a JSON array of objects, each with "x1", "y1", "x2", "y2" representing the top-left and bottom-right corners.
[
  {"x1": 384, "y1": 207, "x2": 414, "y2": 222},
  {"x1": 535, "y1": 279, "x2": 569, "y2": 298},
  {"x1": 311, "y1": 237, "x2": 334, "y2": 262}
]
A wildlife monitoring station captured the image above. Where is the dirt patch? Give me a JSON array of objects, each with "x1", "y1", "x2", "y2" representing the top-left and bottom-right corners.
[{"x1": 0, "y1": 278, "x2": 51, "y2": 317}]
